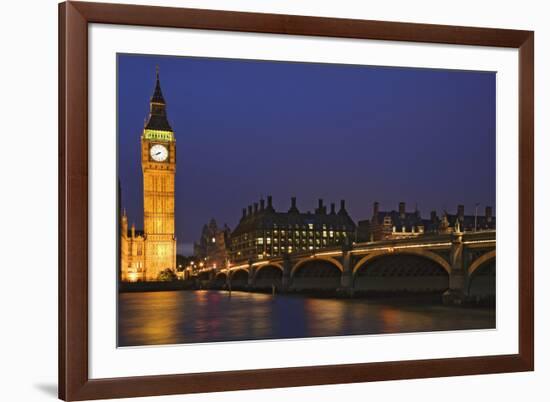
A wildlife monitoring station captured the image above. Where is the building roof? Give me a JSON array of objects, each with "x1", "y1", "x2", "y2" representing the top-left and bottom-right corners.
[
  {"x1": 232, "y1": 198, "x2": 356, "y2": 237},
  {"x1": 151, "y1": 69, "x2": 166, "y2": 104},
  {"x1": 144, "y1": 70, "x2": 173, "y2": 132},
  {"x1": 444, "y1": 213, "x2": 495, "y2": 230}
]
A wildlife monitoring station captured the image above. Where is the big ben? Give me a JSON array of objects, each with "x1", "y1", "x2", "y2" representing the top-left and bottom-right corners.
[{"x1": 140, "y1": 68, "x2": 177, "y2": 280}]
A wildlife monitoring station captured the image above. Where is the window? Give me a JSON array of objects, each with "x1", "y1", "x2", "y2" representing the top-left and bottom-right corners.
[{"x1": 257, "y1": 238, "x2": 264, "y2": 245}]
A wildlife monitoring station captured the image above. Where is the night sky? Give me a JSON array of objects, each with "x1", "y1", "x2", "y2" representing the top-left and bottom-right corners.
[{"x1": 117, "y1": 53, "x2": 496, "y2": 256}]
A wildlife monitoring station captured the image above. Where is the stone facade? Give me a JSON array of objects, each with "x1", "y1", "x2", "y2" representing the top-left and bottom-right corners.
[
  {"x1": 357, "y1": 202, "x2": 495, "y2": 242},
  {"x1": 194, "y1": 219, "x2": 231, "y2": 270},
  {"x1": 230, "y1": 196, "x2": 356, "y2": 263},
  {"x1": 120, "y1": 70, "x2": 177, "y2": 282}
]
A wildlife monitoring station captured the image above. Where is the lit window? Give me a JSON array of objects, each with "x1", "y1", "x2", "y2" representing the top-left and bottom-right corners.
[
  {"x1": 323, "y1": 231, "x2": 327, "y2": 238},
  {"x1": 267, "y1": 237, "x2": 271, "y2": 244},
  {"x1": 212, "y1": 237, "x2": 216, "y2": 243},
  {"x1": 308, "y1": 246, "x2": 313, "y2": 250},
  {"x1": 257, "y1": 238, "x2": 264, "y2": 245},
  {"x1": 308, "y1": 224, "x2": 313, "y2": 230},
  {"x1": 329, "y1": 231, "x2": 334, "y2": 237}
]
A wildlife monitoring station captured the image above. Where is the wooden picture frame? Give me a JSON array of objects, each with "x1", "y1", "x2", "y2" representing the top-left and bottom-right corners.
[{"x1": 59, "y1": 1, "x2": 534, "y2": 400}]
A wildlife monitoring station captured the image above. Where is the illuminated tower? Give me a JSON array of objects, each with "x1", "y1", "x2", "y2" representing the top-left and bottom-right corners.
[{"x1": 141, "y1": 68, "x2": 177, "y2": 280}]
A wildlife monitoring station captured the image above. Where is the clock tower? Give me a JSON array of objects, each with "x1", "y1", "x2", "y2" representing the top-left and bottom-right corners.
[{"x1": 141, "y1": 68, "x2": 177, "y2": 280}]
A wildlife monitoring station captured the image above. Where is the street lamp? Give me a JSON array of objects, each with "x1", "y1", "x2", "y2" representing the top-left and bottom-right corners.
[{"x1": 474, "y1": 203, "x2": 480, "y2": 232}]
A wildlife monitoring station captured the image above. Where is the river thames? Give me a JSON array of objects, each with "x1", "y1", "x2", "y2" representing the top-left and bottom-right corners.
[{"x1": 118, "y1": 290, "x2": 495, "y2": 347}]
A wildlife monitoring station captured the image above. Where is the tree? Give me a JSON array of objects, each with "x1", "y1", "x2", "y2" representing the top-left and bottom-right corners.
[{"x1": 158, "y1": 268, "x2": 177, "y2": 282}]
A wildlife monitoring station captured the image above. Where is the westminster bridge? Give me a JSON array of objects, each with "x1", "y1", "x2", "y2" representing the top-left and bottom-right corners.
[{"x1": 196, "y1": 230, "x2": 496, "y2": 304}]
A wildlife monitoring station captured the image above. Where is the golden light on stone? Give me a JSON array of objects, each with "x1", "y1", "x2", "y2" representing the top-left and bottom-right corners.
[{"x1": 120, "y1": 71, "x2": 177, "y2": 282}]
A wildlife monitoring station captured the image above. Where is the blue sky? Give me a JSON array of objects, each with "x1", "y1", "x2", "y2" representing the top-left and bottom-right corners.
[{"x1": 118, "y1": 54, "x2": 496, "y2": 255}]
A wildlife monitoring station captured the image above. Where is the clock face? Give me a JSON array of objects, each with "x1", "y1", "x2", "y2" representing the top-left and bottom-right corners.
[{"x1": 150, "y1": 144, "x2": 168, "y2": 162}]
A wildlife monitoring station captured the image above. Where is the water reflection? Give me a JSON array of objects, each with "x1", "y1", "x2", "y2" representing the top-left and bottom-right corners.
[{"x1": 118, "y1": 290, "x2": 495, "y2": 347}]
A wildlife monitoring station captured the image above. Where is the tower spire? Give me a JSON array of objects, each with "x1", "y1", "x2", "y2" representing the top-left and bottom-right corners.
[{"x1": 144, "y1": 67, "x2": 172, "y2": 132}]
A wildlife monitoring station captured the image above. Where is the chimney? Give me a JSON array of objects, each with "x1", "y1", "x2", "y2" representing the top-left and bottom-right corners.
[
  {"x1": 289, "y1": 196, "x2": 299, "y2": 213},
  {"x1": 248, "y1": 205, "x2": 252, "y2": 216},
  {"x1": 267, "y1": 195, "x2": 273, "y2": 208},
  {"x1": 339, "y1": 200, "x2": 346, "y2": 213},
  {"x1": 242, "y1": 208, "x2": 246, "y2": 219},
  {"x1": 254, "y1": 202, "x2": 258, "y2": 214},
  {"x1": 318, "y1": 199, "x2": 325, "y2": 214},
  {"x1": 399, "y1": 202, "x2": 406, "y2": 218},
  {"x1": 430, "y1": 210, "x2": 437, "y2": 221},
  {"x1": 373, "y1": 201, "x2": 379, "y2": 217},
  {"x1": 485, "y1": 206, "x2": 493, "y2": 222},
  {"x1": 330, "y1": 202, "x2": 336, "y2": 214},
  {"x1": 457, "y1": 204, "x2": 465, "y2": 219},
  {"x1": 260, "y1": 198, "x2": 265, "y2": 211}
]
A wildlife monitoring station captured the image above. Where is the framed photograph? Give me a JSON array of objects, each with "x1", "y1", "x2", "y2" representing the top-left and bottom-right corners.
[{"x1": 59, "y1": 1, "x2": 534, "y2": 400}]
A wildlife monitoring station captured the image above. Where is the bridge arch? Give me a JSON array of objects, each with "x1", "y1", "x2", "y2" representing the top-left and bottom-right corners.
[
  {"x1": 290, "y1": 257, "x2": 342, "y2": 290},
  {"x1": 254, "y1": 264, "x2": 283, "y2": 289},
  {"x1": 352, "y1": 249, "x2": 451, "y2": 275},
  {"x1": 353, "y1": 250, "x2": 450, "y2": 292},
  {"x1": 291, "y1": 256, "x2": 343, "y2": 278},
  {"x1": 467, "y1": 250, "x2": 496, "y2": 276},
  {"x1": 254, "y1": 262, "x2": 283, "y2": 277},
  {"x1": 467, "y1": 250, "x2": 496, "y2": 298},
  {"x1": 213, "y1": 271, "x2": 228, "y2": 288},
  {"x1": 229, "y1": 268, "x2": 249, "y2": 279}
]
